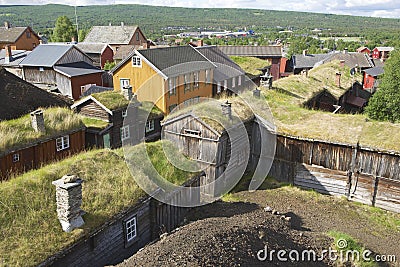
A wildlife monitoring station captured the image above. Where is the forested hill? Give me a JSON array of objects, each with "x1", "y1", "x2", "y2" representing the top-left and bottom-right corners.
[{"x1": 1, "y1": 4, "x2": 400, "y2": 38}]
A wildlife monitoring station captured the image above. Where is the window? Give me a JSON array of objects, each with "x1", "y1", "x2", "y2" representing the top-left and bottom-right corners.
[
  {"x1": 217, "y1": 81, "x2": 222, "y2": 94},
  {"x1": 184, "y1": 129, "x2": 201, "y2": 136},
  {"x1": 56, "y1": 136, "x2": 70, "y2": 151},
  {"x1": 122, "y1": 110, "x2": 127, "y2": 118},
  {"x1": 205, "y1": 69, "x2": 211, "y2": 84},
  {"x1": 145, "y1": 120, "x2": 155, "y2": 133},
  {"x1": 120, "y1": 126, "x2": 130, "y2": 141},
  {"x1": 26, "y1": 31, "x2": 31, "y2": 38},
  {"x1": 120, "y1": 78, "x2": 130, "y2": 89},
  {"x1": 132, "y1": 55, "x2": 142, "y2": 67},
  {"x1": 12, "y1": 153, "x2": 20, "y2": 163},
  {"x1": 39, "y1": 67, "x2": 44, "y2": 72},
  {"x1": 168, "y1": 77, "x2": 177, "y2": 96},
  {"x1": 125, "y1": 216, "x2": 137, "y2": 242},
  {"x1": 238, "y1": 75, "x2": 242, "y2": 86},
  {"x1": 193, "y1": 72, "x2": 199, "y2": 88},
  {"x1": 232, "y1": 77, "x2": 236, "y2": 88},
  {"x1": 184, "y1": 74, "x2": 191, "y2": 91},
  {"x1": 136, "y1": 32, "x2": 140, "y2": 41}
]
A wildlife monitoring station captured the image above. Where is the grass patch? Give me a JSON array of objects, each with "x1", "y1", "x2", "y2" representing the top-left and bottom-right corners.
[
  {"x1": 0, "y1": 107, "x2": 84, "y2": 153},
  {"x1": 81, "y1": 116, "x2": 109, "y2": 128},
  {"x1": 328, "y1": 231, "x2": 377, "y2": 267},
  {"x1": 92, "y1": 91, "x2": 129, "y2": 110},
  {"x1": 351, "y1": 202, "x2": 400, "y2": 232},
  {"x1": 230, "y1": 56, "x2": 270, "y2": 76},
  {"x1": 221, "y1": 193, "x2": 241, "y2": 202},
  {"x1": 0, "y1": 140, "x2": 197, "y2": 266}
]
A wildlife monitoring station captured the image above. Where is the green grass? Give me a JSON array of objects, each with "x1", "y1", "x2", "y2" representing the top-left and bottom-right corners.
[
  {"x1": 81, "y1": 116, "x2": 109, "y2": 128},
  {"x1": 230, "y1": 56, "x2": 270, "y2": 76},
  {"x1": 328, "y1": 231, "x2": 377, "y2": 267},
  {"x1": 92, "y1": 91, "x2": 129, "y2": 110},
  {"x1": 0, "y1": 140, "x2": 197, "y2": 266},
  {"x1": 0, "y1": 107, "x2": 84, "y2": 153}
]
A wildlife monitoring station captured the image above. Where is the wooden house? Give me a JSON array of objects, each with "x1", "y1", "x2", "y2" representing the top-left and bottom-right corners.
[
  {"x1": 111, "y1": 45, "x2": 215, "y2": 114},
  {"x1": 195, "y1": 46, "x2": 247, "y2": 95},
  {"x1": 0, "y1": 21, "x2": 41, "y2": 51},
  {"x1": 71, "y1": 90, "x2": 163, "y2": 149},
  {"x1": 0, "y1": 67, "x2": 69, "y2": 121},
  {"x1": 339, "y1": 82, "x2": 371, "y2": 113},
  {"x1": 363, "y1": 66, "x2": 384, "y2": 92},
  {"x1": 217, "y1": 45, "x2": 283, "y2": 81},
  {"x1": 162, "y1": 99, "x2": 256, "y2": 197},
  {"x1": 372, "y1": 47, "x2": 394, "y2": 61},
  {"x1": 83, "y1": 24, "x2": 148, "y2": 54},
  {"x1": 0, "y1": 46, "x2": 29, "y2": 77},
  {"x1": 304, "y1": 89, "x2": 338, "y2": 112},
  {"x1": 0, "y1": 107, "x2": 85, "y2": 180},
  {"x1": 75, "y1": 43, "x2": 114, "y2": 68},
  {"x1": 19, "y1": 44, "x2": 104, "y2": 100},
  {"x1": 356, "y1": 46, "x2": 371, "y2": 55}
]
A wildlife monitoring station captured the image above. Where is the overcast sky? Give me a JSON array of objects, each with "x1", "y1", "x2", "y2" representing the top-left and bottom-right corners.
[{"x1": 1, "y1": 0, "x2": 400, "y2": 18}]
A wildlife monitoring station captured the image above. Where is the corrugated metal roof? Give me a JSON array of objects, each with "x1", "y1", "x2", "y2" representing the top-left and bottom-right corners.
[
  {"x1": 293, "y1": 54, "x2": 331, "y2": 69},
  {"x1": 20, "y1": 44, "x2": 74, "y2": 67},
  {"x1": 0, "y1": 49, "x2": 30, "y2": 66},
  {"x1": 54, "y1": 62, "x2": 103, "y2": 77},
  {"x1": 217, "y1": 45, "x2": 282, "y2": 57},
  {"x1": 83, "y1": 25, "x2": 138, "y2": 44},
  {"x1": 375, "y1": 47, "x2": 394, "y2": 52},
  {"x1": 0, "y1": 27, "x2": 26, "y2": 43}
]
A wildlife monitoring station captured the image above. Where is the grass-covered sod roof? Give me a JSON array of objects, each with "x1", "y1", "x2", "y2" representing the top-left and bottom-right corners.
[{"x1": 0, "y1": 141, "x2": 196, "y2": 266}]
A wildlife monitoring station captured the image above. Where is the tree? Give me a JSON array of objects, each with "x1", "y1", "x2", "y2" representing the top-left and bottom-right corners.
[
  {"x1": 365, "y1": 49, "x2": 400, "y2": 122},
  {"x1": 52, "y1": 16, "x2": 76, "y2": 42}
]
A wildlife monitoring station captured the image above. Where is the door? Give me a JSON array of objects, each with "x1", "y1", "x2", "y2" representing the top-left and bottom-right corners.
[{"x1": 103, "y1": 133, "x2": 111, "y2": 149}]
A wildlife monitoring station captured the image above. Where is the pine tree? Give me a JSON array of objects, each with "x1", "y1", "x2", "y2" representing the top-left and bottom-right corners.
[{"x1": 52, "y1": 16, "x2": 76, "y2": 42}]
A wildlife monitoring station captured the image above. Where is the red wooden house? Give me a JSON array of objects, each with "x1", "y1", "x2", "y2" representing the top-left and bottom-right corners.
[
  {"x1": 356, "y1": 47, "x2": 371, "y2": 55},
  {"x1": 363, "y1": 66, "x2": 384, "y2": 91},
  {"x1": 372, "y1": 47, "x2": 394, "y2": 60}
]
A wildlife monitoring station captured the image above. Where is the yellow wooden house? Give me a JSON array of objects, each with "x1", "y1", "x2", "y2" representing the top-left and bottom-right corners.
[{"x1": 111, "y1": 46, "x2": 216, "y2": 114}]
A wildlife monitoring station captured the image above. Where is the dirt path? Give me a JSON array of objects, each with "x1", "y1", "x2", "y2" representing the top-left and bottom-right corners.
[{"x1": 118, "y1": 182, "x2": 400, "y2": 267}]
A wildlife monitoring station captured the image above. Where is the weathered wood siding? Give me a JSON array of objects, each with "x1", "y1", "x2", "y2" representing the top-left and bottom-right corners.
[
  {"x1": 56, "y1": 47, "x2": 93, "y2": 65},
  {"x1": 55, "y1": 72, "x2": 72, "y2": 98},
  {"x1": 0, "y1": 129, "x2": 85, "y2": 180},
  {"x1": 24, "y1": 67, "x2": 56, "y2": 84},
  {"x1": 77, "y1": 100, "x2": 111, "y2": 121}
]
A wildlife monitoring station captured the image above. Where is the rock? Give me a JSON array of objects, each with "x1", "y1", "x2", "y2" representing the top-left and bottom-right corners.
[
  {"x1": 299, "y1": 233, "x2": 304, "y2": 237},
  {"x1": 264, "y1": 206, "x2": 273, "y2": 212},
  {"x1": 62, "y1": 174, "x2": 80, "y2": 184},
  {"x1": 272, "y1": 210, "x2": 278, "y2": 215},
  {"x1": 280, "y1": 215, "x2": 286, "y2": 220},
  {"x1": 285, "y1": 216, "x2": 292, "y2": 222},
  {"x1": 160, "y1": 233, "x2": 168, "y2": 240}
]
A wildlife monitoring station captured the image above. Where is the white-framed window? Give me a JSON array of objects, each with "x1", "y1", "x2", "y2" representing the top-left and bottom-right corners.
[
  {"x1": 238, "y1": 75, "x2": 242, "y2": 86},
  {"x1": 232, "y1": 77, "x2": 236, "y2": 88},
  {"x1": 146, "y1": 120, "x2": 155, "y2": 133},
  {"x1": 120, "y1": 78, "x2": 130, "y2": 89},
  {"x1": 39, "y1": 67, "x2": 44, "y2": 72},
  {"x1": 217, "y1": 81, "x2": 222, "y2": 94},
  {"x1": 193, "y1": 72, "x2": 199, "y2": 88},
  {"x1": 122, "y1": 110, "x2": 127, "y2": 118},
  {"x1": 125, "y1": 216, "x2": 137, "y2": 242},
  {"x1": 56, "y1": 135, "x2": 70, "y2": 152},
  {"x1": 120, "y1": 125, "x2": 130, "y2": 141},
  {"x1": 132, "y1": 55, "x2": 142, "y2": 67},
  {"x1": 12, "y1": 153, "x2": 20, "y2": 163},
  {"x1": 205, "y1": 69, "x2": 211, "y2": 84},
  {"x1": 168, "y1": 77, "x2": 177, "y2": 96}
]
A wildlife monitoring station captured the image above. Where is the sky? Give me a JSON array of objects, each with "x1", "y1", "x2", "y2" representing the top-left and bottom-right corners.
[{"x1": 0, "y1": 0, "x2": 400, "y2": 18}]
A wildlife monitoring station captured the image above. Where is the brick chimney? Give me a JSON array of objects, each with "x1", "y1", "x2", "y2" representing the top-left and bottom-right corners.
[
  {"x1": 335, "y1": 72, "x2": 341, "y2": 87},
  {"x1": 4, "y1": 21, "x2": 10, "y2": 29},
  {"x1": 4, "y1": 45, "x2": 12, "y2": 64},
  {"x1": 121, "y1": 85, "x2": 133, "y2": 100},
  {"x1": 52, "y1": 175, "x2": 85, "y2": 233},
  {"x1": 221, "y1": 101, "x2": 232, "y2": 120},
  {"x1": 30, "y1": 109, "x2": 46, "y2": 133}
]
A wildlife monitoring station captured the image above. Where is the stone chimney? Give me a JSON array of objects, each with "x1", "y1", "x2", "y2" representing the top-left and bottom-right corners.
[
  {"x1": 253, "y1": 88, "x2": 261, "y2": 98},
  {"x1": 121, "y1": 21, "x2": 124, "y2": 28},
  {"x1": 30, "y1": 109, "x2": 46, "y2": 133},
  {"x1": 343, "y1": 48, "x2": 348, "y2": 54},
  {"x1": 4, "y1": 45, "x2": 12, "y2": 64},
  {"x1": 52, "y1": 175, "x2": 85, "y2": 233},
  {"x1": 4, "y1": 21, "x2": 10, "y2": 29},
  {"x1": 335, "y1": 72, "x2": 341, "y2": 87},
  {"x1": 122, "y1": 85, "x2": 133, "y2": 101},
  {"x1": 303, "y1": 49, "x2": 308, "y2": 56},
  {"x1": 221, "y1": 101, "x2": 232, "y2": 120}
]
